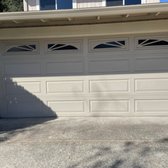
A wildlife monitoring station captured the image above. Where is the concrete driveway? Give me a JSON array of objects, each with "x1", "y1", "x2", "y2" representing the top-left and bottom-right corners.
[{"x1": 0, "y1": 118, "x2": 168, "y2": 168}]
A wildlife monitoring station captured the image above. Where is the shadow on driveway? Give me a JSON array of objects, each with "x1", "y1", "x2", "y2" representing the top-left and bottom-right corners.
[
  {"x1": 0, "y1": 117, "x2": 56, "y2": 142},
  {"x1": 68, "y1": 138, "x2": 168, "y2": 168}
]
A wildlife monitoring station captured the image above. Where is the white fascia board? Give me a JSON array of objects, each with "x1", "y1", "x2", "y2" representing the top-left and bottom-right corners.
[{"x1": 0, "y1": 20, "x2": 167, "y2": 40}]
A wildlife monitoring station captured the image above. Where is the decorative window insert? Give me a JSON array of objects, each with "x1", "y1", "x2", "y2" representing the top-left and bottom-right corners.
[
  {"x1": 89, "y1": 38, "x2": 128, "y2": 52},
  {"x1": 48, "y1": 44, "x2": 78, "y2": 51},
  {"x1": 47, "y1": 41, "x2": 81, "y2": 53},
  {"x1": 6, "y1": 45, "x2": 37, "y2": 53},
  {"x1": 94, "y1": 41, "x2": 126, "y2": 49},
  {"x1": 138, "y1": 39, "x2": 168, "y2": 47}
]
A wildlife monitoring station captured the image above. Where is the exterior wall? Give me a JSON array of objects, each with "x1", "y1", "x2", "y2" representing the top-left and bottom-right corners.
[
  {"x1": 23, "y1": 0, "x2": 40, "y2": 11},
  {"x1": 75, "y1": 0, "x2": 105, "y2": 8},
  {"x1": 145, "y1": 0, "x2": 160, "y2": 3}
]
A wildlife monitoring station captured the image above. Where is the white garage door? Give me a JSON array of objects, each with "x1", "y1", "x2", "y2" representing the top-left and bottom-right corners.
[{"x1": 0, "y1": 35, "x2": 168, "y2": 118}]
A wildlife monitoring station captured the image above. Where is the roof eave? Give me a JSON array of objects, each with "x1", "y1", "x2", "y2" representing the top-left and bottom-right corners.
[{"x1": 0, "y1": 3, "x2": 168, "y2": 21}]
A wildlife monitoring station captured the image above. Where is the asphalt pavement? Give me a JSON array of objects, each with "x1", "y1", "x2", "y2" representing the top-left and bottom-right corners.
[{"x1": 0, "y1": 118, "x2": 168, "y2": 168}]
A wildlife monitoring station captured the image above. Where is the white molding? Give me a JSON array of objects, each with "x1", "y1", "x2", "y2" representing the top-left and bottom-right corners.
[
  {"x1": 23, "y1": 0, "x2": 28, "y2": 11},
  {"x1": 123, "y1": 0, "x2": 125, "y2": 6},
  {"x1": 55, "y1": 0, "x2": 57, "y2": 10}
]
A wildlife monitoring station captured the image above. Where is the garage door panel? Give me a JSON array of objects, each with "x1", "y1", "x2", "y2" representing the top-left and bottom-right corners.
[
  {"x1": 7, "y1": 101, "x2": 42, "y2": 117},
  {"x1": 7, "y1": 94, "x2": 43, "y2": 102},
  {"x1": 135, "y1": 78, "x2": 168, "y2": 92},
  {"x1": 135, "y1": 99, "x2": 168, "y2": 113},
  {"x1": 88, "y1": 59, "x2": 129, "y2": 73},
  {"x1": 7, "y1": 105, "x2": 55, "y2": 117},
  {"x1": 135, "y1": 58, "x2": 168, "y2": 72},
  {"x1": 89, "y1": 94, "x2": 131, "y2": 100},
  {"x1": 44, "y1": 53, "x2": 83, "y2": 60},
  {"x1": 88, "y1": 53, "x2": 130, "y2": 60},
  {"x1": 46, "y1": 62, "x2": 84, "y2": 75},
  {"x1": 6, "y1": 94, "x2": 57, "y2": 117},
  {"x1": 46, "y1": 80, "x2": 84, "y2": 93},
  {"x1": 135, "y1": 52, "x2": 168, "y2": 59},
  {"x1": 6, "y1": 81, "x2": 41, "y2": 95},
  {"x1": 90, "y1": 100, "x2": 130, "y2": 113},
  {"x1": 48, "y1": 100, "x2": 85, "y2": 112},
  {"x1": 133, "y1": 94, "x2": 168, "y2": 100},
  {"x1": 5, "y1": 63, "x2": 41, "y2": 76},
  {"x1": 89, "y1": 79, "x2": 129, "y2": 92},
  {"x1": 1, "y1": 36, "x2": 168, "y2": 118},
  {"x1": 8, "y1": 101, "x2": 41, "y2": 112}
]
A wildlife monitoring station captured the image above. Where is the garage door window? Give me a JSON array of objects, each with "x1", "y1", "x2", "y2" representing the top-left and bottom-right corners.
[
  {"x1": 7, "y1": 45, "x2": 37, "y2": 53},
  {"x1": 137, "y1": 38, "x2": 168, "y2": 49},
  {"x1": 94, "y1": 41, "x2": 125, "y2": 49},
  {"x1": 48, "y1": 44, "x2": 78, "y2": 51},
  {"x1": 89, "y1": 38, "x2": 128, "y2": 52},
  {"x1": 2, "y1": 42, "x2": 39, "y2": 56},
  {"x1": 47, "y1": 41, "x2": 81, "y2": 54}
]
